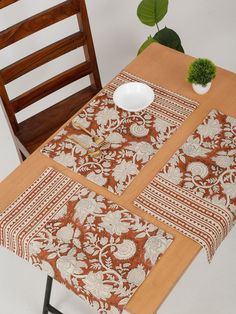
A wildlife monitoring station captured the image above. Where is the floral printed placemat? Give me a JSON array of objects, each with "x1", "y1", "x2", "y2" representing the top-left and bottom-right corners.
[
  {"x1": 134, "y1": 109, "x2": 236, "y2": 261},
  {"x1": 41, "y1": 71, "x2": 198, "y2": 195},
  {"x1": 0, "y1": 167, "x2": 173, "y2": 313}
]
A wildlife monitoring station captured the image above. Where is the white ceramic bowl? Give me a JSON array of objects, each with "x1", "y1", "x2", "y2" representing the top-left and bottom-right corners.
[{"x1": 113, "y1": 82, "x2": 154, "y2": 112}]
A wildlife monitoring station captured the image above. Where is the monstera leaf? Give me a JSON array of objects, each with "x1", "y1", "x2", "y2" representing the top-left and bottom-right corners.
[
  {"x1": 137, "y1": 0, "x2": 168, "y2": 26},
  {"x1": 154, "y1": 27, "x2": 184, "y2": 52}
]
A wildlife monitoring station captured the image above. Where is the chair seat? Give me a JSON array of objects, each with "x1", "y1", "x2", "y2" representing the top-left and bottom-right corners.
[{"x1": 16, "y1": 86, "x2": 98, "y2": 154}]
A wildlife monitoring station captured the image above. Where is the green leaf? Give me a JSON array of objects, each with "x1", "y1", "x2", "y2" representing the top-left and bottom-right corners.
[
  {"x1": 175, "y1": 42, "x2": 185, "y2": 53},
  {"x1": 154, "y1": 27, "x2": 184, "y2": 52},
  {"x1": 138, "y1": 36, "x2": 157, "y2": 55},
  {"x1": 137, "y1": 0, "x2": 169, "y2": 26}
]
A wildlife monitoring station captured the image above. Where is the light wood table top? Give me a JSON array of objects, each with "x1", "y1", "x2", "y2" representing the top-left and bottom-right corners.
[{"x1": 0, "y1": 43, "x2": 236, "y2": 314}]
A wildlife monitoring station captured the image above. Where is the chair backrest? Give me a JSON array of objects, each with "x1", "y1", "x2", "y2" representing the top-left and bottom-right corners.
[{"x1": 0, "y1": 0, "x2": 102, "y2": 134}]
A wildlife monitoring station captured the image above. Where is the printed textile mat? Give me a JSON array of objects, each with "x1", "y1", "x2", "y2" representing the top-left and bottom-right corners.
[
  {"x1": 134, "y1": 109, "x2": 236, "y2": 261},
  {"x1": 0, "y1": 167, "x2": 173, "y2": 313},
  {"x1": 41, "y1": 71, "x2": 199, "y2": 195}
]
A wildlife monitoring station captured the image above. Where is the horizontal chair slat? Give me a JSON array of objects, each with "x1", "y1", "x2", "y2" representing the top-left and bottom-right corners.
[
  {"x1": 1, "y1": 32, "x2": 86, "y2": 84},
  {"x1": 16, "y1": 85, "x2": 98, "y2": 153},
  {"x1": 0, "y1": 0, "x2": 80, "y2": 49},
  {"x1": 0, "y1": 0, "x2": 18, "y2": 9},
  {"x1": 12, "y1": 61, "x2": 92, "y2": 112}
]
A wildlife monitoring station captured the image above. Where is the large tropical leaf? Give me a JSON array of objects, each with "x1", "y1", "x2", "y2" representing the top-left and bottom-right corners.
[
  {"x1": 138, "y1": 35, "x2": 157, "y2": 55},
  {"x1": 137, "y1": 0, "x2": 169, "y2": 26},
  {"x1": 154, "y1": 27, "x2": 185, "y2": 52},
  {"x1": 175, "y1": 42, "x2": 184, "y2": 53}
]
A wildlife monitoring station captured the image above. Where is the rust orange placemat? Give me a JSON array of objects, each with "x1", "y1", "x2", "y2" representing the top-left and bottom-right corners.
[
  {"x1": 135, "y1": 110, "x2": 236, "y2": 261},
  {"x1": 0, "y1": 167, "x2": 173, "y2": 313},
  {"x1": 41, "y1": 71, "x2": 198, "y2": 195}
]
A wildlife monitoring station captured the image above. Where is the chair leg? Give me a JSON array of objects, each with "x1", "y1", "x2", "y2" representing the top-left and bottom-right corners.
[
  {"x1": 20, "y1": 150, "x2": 26, "y2": 161},
  {"x1": 42, "y1": 276, "x2": 63, "y2": 314}
]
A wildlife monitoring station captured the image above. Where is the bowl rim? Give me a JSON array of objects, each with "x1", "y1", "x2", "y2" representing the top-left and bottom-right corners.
[{"x1": 113, "y1": 82, "x2": 155, "y2": 112}]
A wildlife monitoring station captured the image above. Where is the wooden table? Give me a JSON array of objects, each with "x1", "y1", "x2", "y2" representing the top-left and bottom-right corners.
[{"x1": 0, "y1": 43, "x2": 236, "y2": 314}]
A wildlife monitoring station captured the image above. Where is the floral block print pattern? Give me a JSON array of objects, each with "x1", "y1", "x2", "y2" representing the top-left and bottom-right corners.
[
  {"x1": 41, "y1": 71, "x2": 198, "y2": 195},
  {"x1": 0, "y1": 167, "x2": 173, "y2": 313},
  {"x1": 135, "y1": 110, "x2": 236, "y2": 261}
]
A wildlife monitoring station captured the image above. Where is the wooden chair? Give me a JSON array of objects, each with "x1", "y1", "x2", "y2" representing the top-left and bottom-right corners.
[
  {"x1": 0, "y1": 0, "x2": 102, "y2": 157},
  {"x1": 1, "y1": 1, "x2": 101, "y2": 312}
]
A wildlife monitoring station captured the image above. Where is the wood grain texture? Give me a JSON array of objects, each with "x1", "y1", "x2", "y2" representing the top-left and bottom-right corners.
[
  {"x1": 76, "y1": 0, "x2": 102, "y2": 90},
  {"x1": 0, "y1": 76, "x2": 18, "y2": 132},
  {"x1": 0, "y1": 0, "x2": 18, "y2": 9},
  {"x1": 11, "y1": 61, "x2": 92, "y2": 112},
  {"x1": 1, "y1": 43, "x2": 235, "y2": 314},
  {"x1": 16, "y1": 85, "x2": 98, "y2": 153},
  {"x1": 0, "y1": 0, "x2": 80, "y2": 49},
  {"x1": 0, "y1": 0, "x2": 102, "y2": 154},
  {"x1": 1, "y1": 31, "x2": 86, "y2": 84}
]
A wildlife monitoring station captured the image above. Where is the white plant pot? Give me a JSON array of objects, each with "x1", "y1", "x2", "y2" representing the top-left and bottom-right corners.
[{"x1": 192, "y1": 82, "x2": 212, "y2": 95}]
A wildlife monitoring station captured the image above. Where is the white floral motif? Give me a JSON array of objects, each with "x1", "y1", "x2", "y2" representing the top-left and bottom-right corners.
[
  {"x1": 72, "y1": 116, "x2": 90, "y2": 128},
  {"x1": 41, "y1": 88, "x2": 180, "y2": 196},
  {"x1": 130, "y1": 123, "x2": 149, "y2": 138},
  {"x1": 127, "y1": 265, "x2": 146, "y2": 286},
  {"x1": 42, "y1": 143, "x2": 57, "y2": 154},
  {"x1": 211, "y1": 195, "x2": 227, "y2": 207},
  {"x1": 53, "y1": 204, "x2": 68, "y2": 220},
  {"x1": 86, "y1": 172, "x2": 108, "y2": 186},
  {"x1": 74, "y1": 193, "x2": 105, "y2": 223},
  {"x1": 112, "y1": 160, "x2": 139, "y2": 183},
  {"x1": 29, "y1": 240, "x2": 43, "y2": 255},
  {"x1": 96, "y1": 107, "x2": 119, "y2": 126},
  {"x1": 128, "y1": 142, "x2": 154, "y2": 163},
  {"x1": 56, "y1": 224, "x2": 75, "y2": 243},
  {"x1": 158, "y1": 109, "x2": 236, "y2": 224},
  {"x1": 222, "y1": 182, "x2": 236, "y2": 199},
  {"x1": 27, "y1": 178, "x2": 173, "y2": 313},
  {"x1": 83, "y1": 271, "x2": 113, "y2": 299},
  {"x1": 182, "y1": 136, "x2": 210, "y2": 157},
  {"x1": 212, "y1": 155, "x2": 234, "y2": 168},
  {"x1": 161, "y1": 166, "x2": 183, "y2": 185},
  {"x1": 226, "y1": 116, "x2": 236, "y2": 127},
  {"x1": 114, "y1": 240, "x2": 136, "y2": 260},
  {"x1": 42, "y1": 72, "x2": 198, "y2": 196},
  {"x1": 106, "y1": 132, "x2": 126, "y2": 148},
  {"x1": 56, "y1": 255, "x2": 87, "y2": 280},
  {"x1": 99, "y1": 211, "x2": 130, "y2": 235},
  {"x1": 54, "y1": 129, "x2": 68, "y2": 140},
  {"x1": 54, "y1": 152, "x2": 76, "y2": 168},
  {"x1": 197, "y1": 117, "x2": 221, "y2": 138},
  {"x1": 187, "y1": 162, "x2": 209, "y2": 178},
  {"x1": 144, "y1": 233, "x2": 171, "y2": 265},
  {"x1": 154, "y1": 118, "x2": 171, "y2": 132}
]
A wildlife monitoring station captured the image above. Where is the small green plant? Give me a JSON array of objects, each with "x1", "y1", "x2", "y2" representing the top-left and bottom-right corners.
[
  {"x1": 137, "y1": 0, "x2": 184, "y2": 54},
  {"x1": 188, "y1": 58, "x2": 216, "y2": 86}
]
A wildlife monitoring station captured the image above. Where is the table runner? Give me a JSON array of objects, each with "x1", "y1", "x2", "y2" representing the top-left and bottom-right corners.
[
  {"x1": 0, "y1": 167, "x2": 173, "y2": 313},
  {"x1": 134, "y1": 109, "x2": 236, "y2": 261},
  {"x1": 41, "y1": 71, "x2": 198, "y2": 195}
]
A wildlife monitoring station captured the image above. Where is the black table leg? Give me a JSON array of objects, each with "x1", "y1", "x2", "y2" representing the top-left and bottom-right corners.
[{"x1": 42, "y1": 276, "x2": 63, "y2": 314}]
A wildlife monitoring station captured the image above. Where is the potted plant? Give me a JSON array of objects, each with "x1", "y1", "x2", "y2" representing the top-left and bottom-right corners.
[{"x1": 188, "y1": 58, "x2": 216, "y2": 95}]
